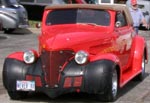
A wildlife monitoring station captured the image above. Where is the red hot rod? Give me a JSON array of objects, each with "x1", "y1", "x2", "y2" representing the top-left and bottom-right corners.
[{"x1": 3, "y1": 4, "x2": 148, "y2": 102}]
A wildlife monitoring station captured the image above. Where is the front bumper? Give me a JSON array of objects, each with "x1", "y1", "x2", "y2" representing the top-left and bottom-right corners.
[
  {"x1": 18, "y1": 24, "x2": 29, "y2": 28},
  {"x1": 39, "y1": 60, "x2": 114, "y2": 98},
  {"x1": 3, "y1": 57, "x2": 115, "y2": 99}
]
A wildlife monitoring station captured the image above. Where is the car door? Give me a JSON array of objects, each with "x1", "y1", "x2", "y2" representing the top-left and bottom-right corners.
[{"x1": 115, "y1": 11, "x2": 133, "y2": 71}]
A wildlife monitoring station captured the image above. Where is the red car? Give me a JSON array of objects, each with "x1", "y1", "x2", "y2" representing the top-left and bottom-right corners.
[{"x1": 3, "y1": 4, "x2": 148, "y2": 102}]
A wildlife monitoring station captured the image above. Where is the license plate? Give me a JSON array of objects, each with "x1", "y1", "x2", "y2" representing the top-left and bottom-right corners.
[{"x1": 16, "y1": 80, "x2": 35, "y2": 91}]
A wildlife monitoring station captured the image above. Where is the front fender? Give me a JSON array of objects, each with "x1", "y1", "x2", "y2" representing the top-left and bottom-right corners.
[
  {"x1": 7, "y1": 49, "x2": 38, "y2": 62},
  {"x1": 3, "y1": 58, "x2": 29, "y2": 91},
  {"x1": 61, "y1": 59, "x2": 117, "y2": 94},
  {"x1": 3, "y1": 50, "x2": 41, "y2": 91},
  {"x1": 90, "y1": 53, "x2": 120, "y2": 65},
  {"x1": 3, "y1": 57, "x2": 45, "y2": 91},
  {"x1": 84, "y1": 60, "x2": 116, "y2": 94},
  {"x1": 7, "y1": 51, "x2": 24, "y2": 61}
]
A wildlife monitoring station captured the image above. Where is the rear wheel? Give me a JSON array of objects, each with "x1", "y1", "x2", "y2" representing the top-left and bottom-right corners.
[
  {"x1": 98, "y1": 68, "x2": 118, "y2": 102},
  {"x1": 7, "y1": 91, "x2": 28, "y2": 100}
]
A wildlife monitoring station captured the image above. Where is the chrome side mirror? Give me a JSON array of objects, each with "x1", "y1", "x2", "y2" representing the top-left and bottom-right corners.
[{"x1": 115, "y1": 21, "x2": 122, "y2": 28}]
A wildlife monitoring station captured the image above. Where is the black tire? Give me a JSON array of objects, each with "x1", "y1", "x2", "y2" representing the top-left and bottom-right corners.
[
  {"x1": 4, "y1": 28, "x2": 15, "y2": 34},
  {"x1": 98, "y1": 68, "x2": 118, "y2": 102},
  {"x1": 136, "y1": 54, "x2": 146, "y2": 81},
  {"x1": 7, "y1": 91, "x2": 28, "y2": 100}
]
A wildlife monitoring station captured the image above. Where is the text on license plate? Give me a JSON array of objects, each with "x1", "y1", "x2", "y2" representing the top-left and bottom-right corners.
[{"x1": 16, "y1": 80, "x2": 35, "y2": 91}]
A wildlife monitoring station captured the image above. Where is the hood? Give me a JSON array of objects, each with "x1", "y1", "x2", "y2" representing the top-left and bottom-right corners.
[{"x1": 40, "y1": 24, "x2": 112, "y2": 51}]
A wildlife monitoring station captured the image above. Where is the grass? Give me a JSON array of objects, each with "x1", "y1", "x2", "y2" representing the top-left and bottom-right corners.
[{"x1": 29, "y1": 20, "x2": 41, "y2": 28}]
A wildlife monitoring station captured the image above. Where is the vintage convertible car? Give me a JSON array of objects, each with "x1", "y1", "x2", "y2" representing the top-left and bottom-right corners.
[{"x1": 3, "y1": 4, "x2": 148, "y2": 102}]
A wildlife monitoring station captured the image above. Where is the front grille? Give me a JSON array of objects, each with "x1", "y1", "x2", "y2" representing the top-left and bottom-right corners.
[
  {"x1": 19, "y1": 17, "x2": 28, "y2": 25},
  {"x1": 41, "y1": 50, "x2": 74, "y2": 88}
]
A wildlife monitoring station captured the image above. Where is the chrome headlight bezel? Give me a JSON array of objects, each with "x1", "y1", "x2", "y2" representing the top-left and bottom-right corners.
[
  {"x1": 75, "y1": 50, "x2": 89, "y2": 65},
  {"x1": 23, "y1": 50, "x2": 36, "y2": 64}
]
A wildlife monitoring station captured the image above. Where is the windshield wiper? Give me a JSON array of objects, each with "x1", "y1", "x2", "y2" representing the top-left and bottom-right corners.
[{"x1": 77, "y1": 23, "x2": 98, "y2": 26}]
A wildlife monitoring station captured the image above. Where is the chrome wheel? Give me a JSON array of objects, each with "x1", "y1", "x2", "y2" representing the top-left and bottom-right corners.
[{"x1": 141, "y1": 55, "x2": 145, "y2": 76}]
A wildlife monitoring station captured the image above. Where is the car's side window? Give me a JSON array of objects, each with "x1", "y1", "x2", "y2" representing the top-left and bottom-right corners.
[{"x1": 115, "y1": 11, "x2": 127, "y2": 27}]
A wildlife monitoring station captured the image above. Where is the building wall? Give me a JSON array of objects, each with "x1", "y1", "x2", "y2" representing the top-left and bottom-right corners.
[
  {"x1": 20, "y1": 0, "x2": 66, "y2": 20},
  {"x1": 20, "y1": 0, "x2": 127, "y2": 21}
]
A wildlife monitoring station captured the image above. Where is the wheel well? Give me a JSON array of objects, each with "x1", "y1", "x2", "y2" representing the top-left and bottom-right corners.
[
  {"x1": 115, "y1": 65, "x2": 120, "y2": 87},
  {"x1": 144, "y1": 47, "x2": 147, "y2": 61}
]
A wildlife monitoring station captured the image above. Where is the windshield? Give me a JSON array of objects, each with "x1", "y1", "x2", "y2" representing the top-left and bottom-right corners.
[{"x1": 46, "y1": 9, "x2": 110, "y2": 26}]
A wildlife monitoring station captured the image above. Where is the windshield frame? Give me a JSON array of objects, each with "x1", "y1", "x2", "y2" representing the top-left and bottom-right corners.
[
  {"x1": 46, "y1": 8, "x2": 111, "y2": 26},
  {"x1": 5, "y1": 0, "x2": 19, "y2": 6}
]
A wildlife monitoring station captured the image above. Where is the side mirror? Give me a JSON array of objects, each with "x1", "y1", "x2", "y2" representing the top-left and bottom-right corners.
[
  {"x1": 35, "y1": 23, "x2": 41, "y2": 28},
  {"x1": 115, "y1": 21, "x2": 122, "y2": 28}
]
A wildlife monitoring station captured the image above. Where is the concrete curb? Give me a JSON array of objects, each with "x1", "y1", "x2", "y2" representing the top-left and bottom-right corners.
[{"x1": 11, "y1": 28, "x2": 41, "y2": 35}]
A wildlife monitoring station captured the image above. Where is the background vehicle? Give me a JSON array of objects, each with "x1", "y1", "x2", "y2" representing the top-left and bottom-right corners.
[
  {"x1": 0, "y1": 0, "x2": 28, "y2": 33},
  {"x1": 126, "y1": 0, "x2": 150, "y2": 29},
  {"x1": 3, "y1": 4, "x2": 148, "y2": 102}
]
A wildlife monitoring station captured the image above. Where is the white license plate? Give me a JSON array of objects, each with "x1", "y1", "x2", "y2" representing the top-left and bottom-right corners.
[{"x1": 16, "y1": 80, "x2": 35, "y2": 91}]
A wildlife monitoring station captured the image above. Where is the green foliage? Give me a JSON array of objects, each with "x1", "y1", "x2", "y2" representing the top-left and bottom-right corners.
[{"x1": 29, "y1": 20, "x2": 41, "y2": 28}]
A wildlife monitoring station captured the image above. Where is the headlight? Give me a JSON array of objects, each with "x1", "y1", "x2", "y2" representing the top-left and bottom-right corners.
[
  {"x1": 75, "y1": 50, "x2": 89, "y2": 64},
  {"x1": 23, "y1": 50, "x2": 36, "y2": 64}
]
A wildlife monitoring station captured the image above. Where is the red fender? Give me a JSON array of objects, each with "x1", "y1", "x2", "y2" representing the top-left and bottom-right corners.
[
  {"x1": 90, "y1": 53, "x2": 120, "y2": 64},
  {"x1": 7, "y1": 49, "x2": 38, "y2": 62},
  {"x1": 90, "y1": 53, "x2": 123, "y2": 86},
  {"x1": 7, "y1": 51, "x2": 24, "y2": 61},
  {"x1": 131, "y1": 36, "x2": 146, "y2": 71}
]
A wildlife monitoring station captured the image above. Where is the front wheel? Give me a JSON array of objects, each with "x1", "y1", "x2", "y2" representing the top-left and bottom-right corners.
[
  {"x1": 136, "y1": 54, "x2": 146, "y2": 81},
  {"x1": 4, "y1": 28, "x2": 15, "y2": 34},
  {"x1": 98, "y1": 68, "x2": 118, "y2": 102},
  {"x1": 7, "y1": 91, "x2": 28, "y2": 100}
]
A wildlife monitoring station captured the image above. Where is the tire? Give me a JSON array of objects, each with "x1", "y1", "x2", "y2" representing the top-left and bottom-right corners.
[
  {"x1": 136, "y1": 54, "x2": 146, "y2": 81},
  {"x1": 7, "y1": 91, "x2": 28, "y2": 100},
  {"x1": 4, "y1": 28, "x2": 15, "y2": 34},
  {"x1": 98, "y1": 68, "x2": 118, "y2": 102}
]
